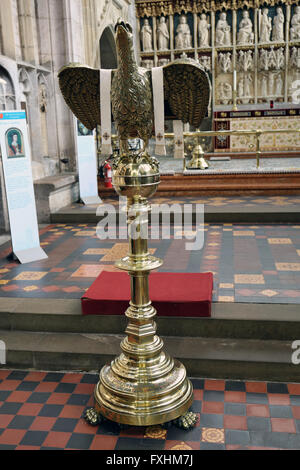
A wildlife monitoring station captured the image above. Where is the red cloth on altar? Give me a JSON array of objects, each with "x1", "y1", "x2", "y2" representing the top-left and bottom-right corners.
[{"x1": 81, "y1": 271, "x2": 213, "y2": 317}]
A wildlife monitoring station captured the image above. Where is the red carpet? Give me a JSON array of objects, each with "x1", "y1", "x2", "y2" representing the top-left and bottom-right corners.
[{"x1": 81, "y1": 271, "x2": 213, "y2": 317}]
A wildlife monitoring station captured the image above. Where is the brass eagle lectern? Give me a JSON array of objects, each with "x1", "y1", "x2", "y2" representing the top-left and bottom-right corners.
[{"x1": 58, "y1": 20, "x2": 210, "y2": 429}]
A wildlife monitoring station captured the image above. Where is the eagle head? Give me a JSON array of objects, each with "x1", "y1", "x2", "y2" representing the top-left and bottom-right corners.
[{"x1": 115, "y1": 19, "x2": 134, "y2": 59}]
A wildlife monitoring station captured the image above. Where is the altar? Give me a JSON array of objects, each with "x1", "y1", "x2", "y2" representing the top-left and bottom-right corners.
[{"x1": 136, "y1": 0, "x2": 300, "y2": 158}]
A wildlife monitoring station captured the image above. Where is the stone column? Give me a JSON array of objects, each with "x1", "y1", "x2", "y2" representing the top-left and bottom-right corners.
[
  {"x1": 17, "y1": 0, "x2": 39, "y2": 64},
  {"x1": 170, "y1": 14, "x2": 174, "y2": 61},
  {"x1": 232, "y1": 9, "x2": 237, "y2": 100},
  {"x1": 47, "y1": 0, "x2": 85, "y2": 172},
  {"x1": 254, "y1": 8, "x2": 258, "y2": 103},
  {"x1": 211, "y1": 11, "x2": 216, "y2": 110},
  {"x1": 153, "y1": 16, "x2": 157, "y2": 66},
  {"x1": 35, "y1": 0, "x2": 52, "y2": 65},
  {"x1": 193, "y1": 12, "x2": 198, "y2": 59},
  {"x1": 0, "y1": 0, "x2": 19, "y2": 59},
  {"x1": 285, "y1": 5, "x2": 291, "y2": 103}
]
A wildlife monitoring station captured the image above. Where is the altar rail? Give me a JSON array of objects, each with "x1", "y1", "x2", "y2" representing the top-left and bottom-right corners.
[
  {"x1": 164, "y1": 128, "x2": 300, "y2": 170},
  {"x1": 105, "y1": 128, "x2": 300, "y2": 171}
]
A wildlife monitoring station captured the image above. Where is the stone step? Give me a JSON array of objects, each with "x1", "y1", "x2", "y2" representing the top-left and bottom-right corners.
[
  {"x1": 51, "y1": 204, "x2": 300, "y2": 224},
  {"x1": 0, "y1": 330, "x2": 299, "y2": 382},
  {"x1": 1, "y1": 298, "x2": 300, "y2": 341}
]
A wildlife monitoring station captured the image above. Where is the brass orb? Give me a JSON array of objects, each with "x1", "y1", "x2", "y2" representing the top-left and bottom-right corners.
[{"x1": 112, "y1": 152, "x2": 160, "y2": 199}]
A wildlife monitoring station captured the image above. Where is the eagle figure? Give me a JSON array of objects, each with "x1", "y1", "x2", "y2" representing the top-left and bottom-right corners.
[{"x1": 58, "y1": 20, "x2": 211, "y2": 153}]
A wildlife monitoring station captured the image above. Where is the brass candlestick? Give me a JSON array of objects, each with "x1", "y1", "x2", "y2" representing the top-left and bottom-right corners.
[
  {"x1": 91, "y1": 152, "x2": 194, "y2": 427},
  {"x1": 187, "y1": 144, "x2": 209, "y2": 170}
]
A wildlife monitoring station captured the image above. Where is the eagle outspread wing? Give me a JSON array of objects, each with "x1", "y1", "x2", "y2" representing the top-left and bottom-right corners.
[
  {"x1": 58, "y1": 59, "x2": 210, "y2": 133},
  {"x1": 161, "y1": 58, "x2": 211, "y2": 128},
  {"x1": 58, "y1": 63, "x2": 105, "y2": 131}
]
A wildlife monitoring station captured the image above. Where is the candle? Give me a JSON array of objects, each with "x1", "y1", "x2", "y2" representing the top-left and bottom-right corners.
[{"x1": 233, "y1": 70, "x2": 237, "y2": 91}]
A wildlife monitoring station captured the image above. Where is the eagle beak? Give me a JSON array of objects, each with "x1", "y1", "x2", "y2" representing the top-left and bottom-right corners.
[{"x1": 115, "y1": 20, "x2": 133, "y2": 35}]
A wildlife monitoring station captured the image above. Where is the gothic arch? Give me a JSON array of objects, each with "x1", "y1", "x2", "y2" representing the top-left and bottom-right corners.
[{"x1": 99, "y1": 25, "x2": 117, "y2": 69}]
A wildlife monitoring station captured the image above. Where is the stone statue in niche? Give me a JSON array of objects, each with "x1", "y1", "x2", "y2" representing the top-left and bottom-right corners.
[
  {"x1": 243, "y1": 73, "x2": 252, "y2": 98},
  {"x1": 259, "y1": 8, "x2": 272, "y2": 43},
  {"x1": 291, "y1": 47, "x2": 300, "y2": 68},
  {"x1": 198, "y1": 13, "x2": 210, "y2": 47},
  {"x1": 275, "y1": 73, "x2": 283, "y2": 96},
  {"x1": 39, "y1": 83, "x2": 47, "y2": 113},
  {"x1": 261, "y1": 74, "x2": 268, "y2": 97},
  {"x1": 237, "y1": 50, "x2": 254, "y2": 72},
  {"x1": 218, "y1": 52, "x2": 232, "y2": 73},
  {"x1": 238, "y1": 77, "x2": 244, "y2": 97},
  {"x1": 274, "y1": 47, "x2": 285, "y2": 70},
  {"x1": 268, "y1": 47, "x2": 285, "y2": 70},
  {"x1": 140, "y1": 19, "x2": 153, "y2": 51},
  {"x1": 290, "y1": 6, "x2": 300, "y2": 40},
  {"x1": 175, "y1": 15, "x2": 192, "y2": 49},
  {"x1": 272, "y1": 7, "x2": 285, "y2": 42},
  {"x1": 259, "y1": 49, "x2": 269, "y2": 71},
  {"x1": 237, "y1": 73, "x2": 252, "y2": 103},
  {"x1": 218, "y1": 81, "x2": 232, "y2": 104},
  {"x1": 157, "y1": 16, "x2": 169, "y2": 50},
  {"x1": 141, "y1": 59, "x2": 154, "y2": 69},
  {"x1": 158, "y1": 58, "x2": 169, "y2": 66},
  {"x1": 216, "y1": 12, "x2": 231, "y2": 46},
  {"x1": 237, "y1": 11, "x2": 254, "y2": 45},
  {"x1": 269, "y1": 72, "x2": 275, "y2": 95},
  {"x1": 259, "y1": 47, "x2": 284, "y2": 71},
  {"x1": 198, "y1": 55, "x2": 211, "y2": 71}
]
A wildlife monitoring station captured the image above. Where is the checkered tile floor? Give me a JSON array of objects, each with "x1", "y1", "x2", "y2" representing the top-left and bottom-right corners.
[
  {"x1": 1, "y1": 370, "x2": 300, "y2": 450},
  {"x1": 0, "y1": 222, "x2": 300, "y2": 304}
]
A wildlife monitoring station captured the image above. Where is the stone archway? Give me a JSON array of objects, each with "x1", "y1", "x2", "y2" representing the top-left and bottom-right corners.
[{"x1": 99, "y1": 26, "x2": 117, "y2": 69}]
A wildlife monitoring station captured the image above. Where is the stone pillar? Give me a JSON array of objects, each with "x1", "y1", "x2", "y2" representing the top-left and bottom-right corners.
[
  {"x1": 0, "y1": 0, "x2": 19, "y2": 60},
  {"x1": 170, "y1": 14, "x2": 174, "y2": 61},
  {"x1": 17, "y1": 0, "x2": 40, "y2": 64},
  {"x1": 285, "y1": 5, "x2": 291, "y2": 103},
  {"x1": 47, "y1": 0, "x2": 85, "y2": 172},
  {"x1": 232, "y1": 9, "x2": 237, "y2": 98},
  {"x1": 153, "y1": 16, "x2": 157, "y2": 66},
  {"x1": 211, "y1": 11, "x2": 216, "y2": 110},
  {"x1": 35, "y1": 0, "x2": 52, "y2": 66},
  {"x1": 254, "y1": 8, "x2": 258, "y2": 103},
  {"x1": 193, "y1": 12, "x2": 198, "y2": 59}
]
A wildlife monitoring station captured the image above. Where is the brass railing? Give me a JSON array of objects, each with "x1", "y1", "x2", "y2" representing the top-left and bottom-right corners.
[
  {"x1": 104, "y1": 128, "x2": 300, "y2": 171},
  {"x1": 165, "y1": 128, "x2": 300, "y2": 170}
]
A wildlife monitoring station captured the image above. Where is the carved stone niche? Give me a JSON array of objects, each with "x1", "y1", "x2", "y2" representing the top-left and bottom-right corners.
[
  {"x1": 217, "y1": 79, "x2": 232, "y2": 105},
  {"x1": 290, "y1": 47, "x2": 300, "y2": 69},
  {"x1": 141, "y1": 59, "x2": 154, "y2": 69},
  {"x1": 237, "y1": 50, "x2": 254, "y2": 73},
  {"x1": 258, "y1": 47, "x2": 285, "y2": 71},
  {"x1": 237, "y1": 72, "x2": 253, "y2": 104},
  {"x1": 290, "y1": 5, "x2": 300, "y2": 41},
  {"x1": 237, "y1": 10, "x2": 254, "y2": 45},
  {"x1": 198, "y1": 54, "x2": 211, "y2": 71},
  {"x1": 215, "y1": 11, "x2": 231, "y2": 47},
  {"x1": 175, "y1": 14, "x2": 193, "y2": 50},
  {"x1": 218, "y1": 51, "x2": 232, "y2": 73},
  {"x1": 198, "y1": 13, "x2": 211, "y2": 47},
  {"x1": 157, "y1": 16, "x2": 170, "y2": 51},
  {"x1": 157, "y1": 57, "x2": 170, "y2": 66},
  {"x1": 140, "y1": 18, "x2": 153, "y2": 52}
]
